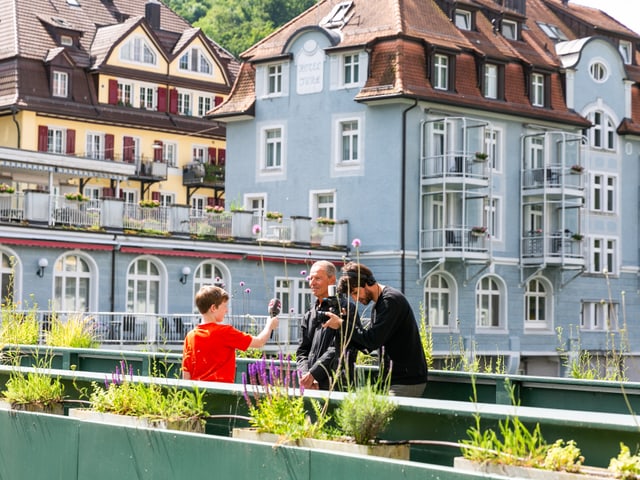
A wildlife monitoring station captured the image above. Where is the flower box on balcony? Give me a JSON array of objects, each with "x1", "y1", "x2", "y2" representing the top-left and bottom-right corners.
[
  {"x1": 0, "y1": 184, "x2": 15, "y2": 194},
  {"x1": 471, "y1": 226, "x2": 487, "y2": 236},
  {"x1": 570, "y1": 165, "x2": 584, "y2": 174},
  {"x1": 474, "y1": 152, "x2": 489, "y2": 162}
]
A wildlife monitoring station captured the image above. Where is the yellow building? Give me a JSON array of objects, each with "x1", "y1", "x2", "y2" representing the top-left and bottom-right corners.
[{"x1": 0, "y1": 0, "x2": 237, "y2": 209}]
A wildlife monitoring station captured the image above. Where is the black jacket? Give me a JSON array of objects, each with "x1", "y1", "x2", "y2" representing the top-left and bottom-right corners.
[{"x1": 296, "y1": 297, "x2": 361, "y2": 390}]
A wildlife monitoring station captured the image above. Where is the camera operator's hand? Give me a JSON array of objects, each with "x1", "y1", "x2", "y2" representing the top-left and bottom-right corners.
[
  {"x1": 321, "y1": 311, "x2": 343, "y2": 330},
  {"x1": 300, "y1": 372, "x2": 318, "y2": 389}
]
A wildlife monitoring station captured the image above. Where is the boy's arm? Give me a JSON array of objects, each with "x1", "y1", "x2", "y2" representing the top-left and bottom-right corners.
[
  {"x1": 182, "y1": 370, "x2": 191, "y2": 380},
  {"x1": 248, "y1": 316, "x2": 279, "y2": 348}
]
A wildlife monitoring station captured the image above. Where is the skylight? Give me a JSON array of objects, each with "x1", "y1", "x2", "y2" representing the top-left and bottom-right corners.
[
  {"x1": 320, "y1": 1, "x2": 353, "y2": 29},
  {"x1": 537, "y1": 22, "x2": 568, "y2": 41}
]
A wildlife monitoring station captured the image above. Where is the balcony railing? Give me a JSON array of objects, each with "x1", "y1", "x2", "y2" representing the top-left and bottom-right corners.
[
  {"x1": 420, "y1": 226, "x2": 489, "y2": 253},
  {"x1": 1, "y1": 191, "x2": 349, "y2": 248}
]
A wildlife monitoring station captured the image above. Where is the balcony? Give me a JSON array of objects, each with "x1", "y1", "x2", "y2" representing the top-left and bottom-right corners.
[
  {"x1": 522, "y1": 165, "x2": 584, "y2": 198},
  {"x1": 521, "y1": 231, "x2": 585, "y2": 266},
  {"x1": 420, "y1": 226, "x2": 490, "y2": 261},
  {"x1": 2, "y1": 191, "x2": 349, "y2": 249},
  {"x1": 421, "y1": 152, "x2": 489, "y2": 187},
  {"x1": 182, "y1": 162, "x2": 225, "y2": 188}
]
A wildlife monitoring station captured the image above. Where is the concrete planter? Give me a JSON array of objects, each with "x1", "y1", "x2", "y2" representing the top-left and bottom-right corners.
[
  {"x1": 454, "y1": 457, "x2": 612, "y2": 479},
  {"x1": 232, "y1": 428, "x2": 410, "y2": 460},
  {"x1": 0, "y1": 399, "x2": 64, "y2": 415},
  {"x1": 69, "y1": 408, "x2": 205, "y2": 433}
]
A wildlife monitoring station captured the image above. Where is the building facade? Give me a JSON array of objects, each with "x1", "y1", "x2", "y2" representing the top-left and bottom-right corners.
[{"x1": 212, "y1": 0, "x2": 640, "y2": 377}]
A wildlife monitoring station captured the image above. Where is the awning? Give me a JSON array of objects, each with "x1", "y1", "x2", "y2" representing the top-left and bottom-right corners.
[
  {"x1": 0, "y1": 238, "x2": 113, "y2": 250},
  {"x1": 119, "y1": 247, "x2": 244, "y2": 259}
]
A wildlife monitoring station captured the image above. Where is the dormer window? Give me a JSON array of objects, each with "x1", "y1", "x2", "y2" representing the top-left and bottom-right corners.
[
  {"x1": 179, "y1": 47, "x2": 212, "y2": 75},
  {"x1": 455, "y1": 10, "x2": 472, "y2": 30},
  {"x1": 120, "y1": 37, "x2": 157, "y2": 65},
  {"x1": 484, "y1": 64, "x2": 497, "y2": 99},
  {"x1": 502, "y1": 19, "x2": 518, "y2": 40},
  {"x1": 60, "y1": 35, "x2": 73, "y2": 46},
  {"x1": 537, "y1": 22, "x2": 567, "y2": 42},
  {"x1": 429, "y1": 51, "x2": 456, "y2": 92},
  {"x1": 529, "y1": 72, "x2": 551, "y2": 108},
  {"x1": 619, "y1": 40, "x2": 632, "y2": 65},
  {"x1": 320, "y1": 1, "x2": 353, "y2": 29},
  {"x1": 52, "y1": 71, "x2": 69, "y2": 98}
]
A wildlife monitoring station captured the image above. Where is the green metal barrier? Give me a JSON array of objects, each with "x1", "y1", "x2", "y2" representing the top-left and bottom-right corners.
[{"x1": 0, "y1": 364, "x2": 637, "y2": 470}]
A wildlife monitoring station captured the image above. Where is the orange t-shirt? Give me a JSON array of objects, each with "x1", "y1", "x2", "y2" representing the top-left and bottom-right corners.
[{"x1": 182, "y1": 322, "x2": 252, "y2": 383}]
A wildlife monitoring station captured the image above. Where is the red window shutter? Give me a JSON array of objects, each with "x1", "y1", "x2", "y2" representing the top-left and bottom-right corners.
[
  {"x1": 208, "y1": 147, "x2": 217, "y2": 164},
  {"x1": 219, "y1": 198, "x2": 225, "y2": 208},
  {"x1": 151, "y1": 191, "x2": 160, "y2": 201},
  {"x1": 119, "y1": 188, "x2": 124, "y2": 199},
  {"x1": 37, "y1": 126, "x2": 48, "y2": 152},
  {"x1": 102, "y1": 187, "x2": 114, "y2": 198},
  {"x1": 66, "y1": 129, "x2": 76, "y2": 154},
  {"x1": 169, "y1": 88, "x2": 178, "y2": 114},
  {"x1": 214, "y1": 95, "x2": 223, "y2": 106},
  {"x1": 218, "y1": 148, "x2": 226, "y2": 165},
  {"x1": 207, "y1": 197, "x2": 215, "y2": 206},
  {"x1": 123, "y1": 136, "x2": 134, "y2": 163},
  {"x1": 105, "y1": 134, "x2": 115, "y2": 160},
  {"x1": 154, "y1": 141, "x2": 163, "y2": 162},
  {"x1": 108, "y1": 79, "x2": 118, "y2": 105},
  {"x1": 157, "y1": 87, "x2": 167, "y2": 112}
]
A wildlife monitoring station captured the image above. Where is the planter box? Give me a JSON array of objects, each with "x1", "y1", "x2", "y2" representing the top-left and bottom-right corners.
[
  {"x1": 454, "y1": 457, "x2": 612, "y2": 479},
  {"x1": 232, "y1": 428, "x2": 410, "y2": 460},
  {"x1": 69, "y1": 408, "x2": 205, "y2": 433},
  {"x1": 0, "y1": 399, "x2": 64, "y2": 415}
]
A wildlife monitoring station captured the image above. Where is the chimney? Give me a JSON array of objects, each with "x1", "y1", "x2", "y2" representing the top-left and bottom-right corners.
[{"x1": 145, "y1": 0, "x2": 161, "y2": 30}]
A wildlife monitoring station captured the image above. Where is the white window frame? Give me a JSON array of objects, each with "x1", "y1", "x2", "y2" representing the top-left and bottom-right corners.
[
  {"x1": 619, "y1": 40, "x2": 632, "y2": 65},
  {"x1": 191, "y1": 195, "x2": 207, "y2": 214},
  {"x1": 84, "y1": 187, "x2": 100, "y2": 200},
  {"x1": 484, "y1": 64, "x2": 497, "y2": 99},
  {"x1": 120, "y1": 36, "x2": 157, "y2": 66},
  {"x1": 485, "y1": 196, "x2": 501, "y2": 242},
  {"x1": 268, "y1": 64, "x2": 283, "y2": 95},
  {"x1": 424, "y1": 273, "x2": 454, "y2": 329},
  {"x1": 475, "y1": 276, "x2": 505, "y2": 330},
  {"x1": 192, "y1": 145, "x2": 207, "y2": 163},
  {"x1": 589, "y1": 236, "x2": 616, "y2": 275},
  {"x1": 53, "y1": 253, "x2": 93, "y2": 312},
  {"x1": 531, "y1": 73, "x2": 544, "y2": 107},
  {"x1": 178, "y1": 47, "x2": 213, "y2": 75},
  {"x1": 581, "y1": 301, "x2": 618, "y2": 331},
  {"x1": 524, "y1": 277, "x2": 551, "y2": 330},
  {"x1": 589, "y1": 61, "x2": 608, "y2": 83},
  {"x1": 86, "y1": 132, "x2": 105, "y2": 160},
  {"x1": 258, "y1": 124, "x2": 286, "y2": 174},
  {"x1": 257, "y1": 62, "x2": 289, "y2": 99},
  {"x1": 160, "y1": 193, "x2": 175, "y2": 206},
  {"x1": 343, "y1": 53, "x2": 360, "y2": 86},
  {"x1": 484, "y1": 128, "x2": 501, "y2": 171},
  {"x1": 310, "y1": 190, "x2": 336, "y2": 221},
  {"x1": 455, "y1": 10, "x2": 471, "y2": 30},
  {"x1": 178, "y1": 91, "x2": 192, "y2": 116},
  {"x1": 163, "y1": 142, "x2": 177, "y2": 167},
  {"x1": 48, "y1": 127, "x2": 65, "y2": 154},
  {"x1": 591, "y1": 173, "x2": 616, "y2": 214},
  {"x1": 138, "y1": 84, "x2": 156, "y2": 110},
  {"x1": 194, "y1": 261, "x2": 230, "y2": 311},
  {"x1": 434, "y1": 54, "x2": 449, "y2": 90},
  {"x1": 502, "y1": 19, "x2": 517, "y2": 40},
  {"x1": 52, "y1": 71, "x2": 68, "y2": 97},
  {"x1": 126, "y1": 257, "x2": 162, "y2": 314},
  {"x1": 117, "y1": 81, "x2": 134, "y2": 106},
  {"x1": 197, "y1": 96, "x2": 212, "y2": 117},
  {"x1": 588, "y1": 111, "x2": 616, "y2": 151},
  {"x1": 275, "y1": 277, "x2": 312, "y2": 317}
]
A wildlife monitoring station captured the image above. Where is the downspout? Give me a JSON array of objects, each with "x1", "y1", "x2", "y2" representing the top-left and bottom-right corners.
[
  {"x1": 401, "y1": 99, "x2": 419, "y2": 292},
  {"x1": 11, "y1": 106, "x2": 20, "y2": 148}
]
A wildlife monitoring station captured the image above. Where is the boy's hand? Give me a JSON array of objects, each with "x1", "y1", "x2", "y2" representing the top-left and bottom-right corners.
[{"x1": 267, "y1": 316, "x2": 279, "y2": 330}]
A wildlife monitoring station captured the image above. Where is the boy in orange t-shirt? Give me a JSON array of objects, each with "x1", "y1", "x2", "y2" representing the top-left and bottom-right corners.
[{"x1": 182, "y1": 285, "x2": 279, "y2": 383}]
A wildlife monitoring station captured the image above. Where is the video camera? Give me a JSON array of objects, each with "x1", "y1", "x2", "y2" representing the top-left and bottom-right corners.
[{"x1": 317, "y1": 285, "x2": 341, "y2": 322}]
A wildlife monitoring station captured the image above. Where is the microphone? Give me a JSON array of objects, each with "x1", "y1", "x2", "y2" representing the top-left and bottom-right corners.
[{"x1": 268, "y1": 298, "x2": 281, "y2": 338}]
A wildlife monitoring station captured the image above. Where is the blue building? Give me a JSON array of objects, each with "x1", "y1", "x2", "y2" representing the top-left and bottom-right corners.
[{"x1": 211, "y1": 0, "x2": 640, "y2": 378}]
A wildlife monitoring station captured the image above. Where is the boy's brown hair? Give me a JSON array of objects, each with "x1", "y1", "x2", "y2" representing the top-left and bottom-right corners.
[{"x1": 195, "y1": 285, "x2": 229, "y2": 314}]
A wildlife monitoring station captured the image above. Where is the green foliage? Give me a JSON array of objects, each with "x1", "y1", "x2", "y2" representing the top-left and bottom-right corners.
[
  {"x1": 44, "y1": 313, "x2": 99, "y2": 348},
  {"x1": 3, "y1": 356, "x2": 65, "y2": 408},
  {"x1": 609, "y1": 443, "x2": 640, "y2": 480},
  {"x1": 543, "y1": 440, "x2": 583, "y2": 473},
  {"x1": 0, "y1": 297, "x2": 40, "y2": 345},
  {"x1": 334, "y1": 382, "x2": 397, "y2": 445},
  {"x1": 418, "y1": 304, "x2": 434, "y2": 370},
  {"x1": 88, "y1": 362, "x2": 207, "y2": 422}
]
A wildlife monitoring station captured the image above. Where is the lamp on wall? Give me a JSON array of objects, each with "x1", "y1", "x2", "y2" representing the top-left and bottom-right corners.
[
  {"x1": 179, "y1": 266, "x2": 191, "y2": 284},
  {"x1": 37, "y1": 258, "x2": 49, "y2": 277}
]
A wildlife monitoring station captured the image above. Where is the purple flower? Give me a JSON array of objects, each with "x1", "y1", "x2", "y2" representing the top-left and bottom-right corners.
[
  {"x1": 306, "y1": 250, "x2": 312, "y2": 256},
  {"x1": 239, "y1": 281, "x2": 245, "y2": 287},
  {"x1": 300, "y1": 270, "x2": 307, "y2": 276},
  {"x1": 244, "y1": 288, "x2": 251, "y2": 294},
  {"x1": 290, "y1": 307, "x2": 295, "y2": 313},
  {"x1": 351, "y1": 238, "x2": 361, "y2": 248},
  {"x1": 252, "y1": 224, "x2": 261, "y2": 235}
]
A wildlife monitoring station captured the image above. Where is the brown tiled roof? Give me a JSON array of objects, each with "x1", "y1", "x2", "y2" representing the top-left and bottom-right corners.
[
  {"x1": 0, "y1": 0, "x2": 238, "y2": 98},
  {"x1": 210, "y1": 62, "x2": 256, "y2": 118},
  {"x1": 543, "y1": 0, "x2": 639, "y2": 38}
]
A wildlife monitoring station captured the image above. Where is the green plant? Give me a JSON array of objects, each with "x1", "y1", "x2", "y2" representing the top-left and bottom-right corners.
[
  {"x1": 139, "y1": 199, "x2": 160, "y2": 208},
  {"x1": 65, "y1": 192, "x2": 89, "y2": 201},
  {"x1": 474, "y1": 152, "x2": 488, "y2": 160},
  {"x1": 0, "y1": 296, "x2": 40, "y2": 345},
  {"x1": 88, "y1": 361, "x2": 207, "y2": 424},
  {"x1": 205, "y1": 205, "x2": 225, "y2": 214},
  {"x1": 0, "y1": 183, "x2": 15, "y2": 194},
  {"x1": 3, "y1": 355, "x2": 65, "y2": 409},
  {"x1": 44, "y1": 313, "x2": 99, "y2": 348},
  {"x1": 266, "y1": 211, "x2": 283, "y2": 220},
  {"x1": 609, "y1": 443, "x2": 640, "y2": 479},
  {"x1": 334, "y1": 381, "x2": 397, "y2": 445},
  {"x1": 242, "y1": 355, "x2": 329, "y2": 441},
  {"x1": 542, "y1": 439, "x2": 583, "y2": 472},
  {"x1": 418, "y1": 304, "x2": 434, "y2": 370},
  {"x1": 316, "y1": 217, "x2": 336, "y2": 225}
]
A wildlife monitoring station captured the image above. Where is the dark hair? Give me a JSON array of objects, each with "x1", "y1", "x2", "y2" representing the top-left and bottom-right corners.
[
  {"x1": 337, "y1": 262, "x2": 376, "y2": 294},
  {"x1": 195, "y1": 285, "x2": 229, "y2": 314}
]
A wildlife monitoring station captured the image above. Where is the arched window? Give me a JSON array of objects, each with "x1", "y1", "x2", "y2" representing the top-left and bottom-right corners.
[
  {"x1": 525, "y1": 277, "x2": 551, "y2": 329},
  {"x1": 53, "y1": 253, "x2": 92, "y2": 312},
  {"x1": 193, "y1": 261, "x2": 228, "y2": 291},
  {"x1": 587, "y1": 111, "x2": 616, "y2": 151},
  {"x1": 127, "y1": 257, "x2": 161, "y2": 313},
  {"x1": 476, "y1": 276, "x2": 503, "y2": 328},
  {"x1": 1, "y1": 251, "x2": 16, "y2": 303},
  {"x1": 424, "y1": 273, "x2": 451, "y2": 327}
]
